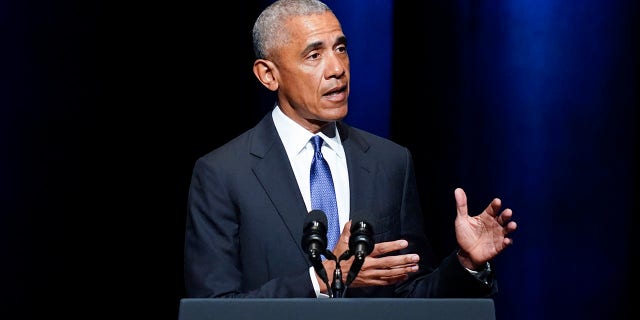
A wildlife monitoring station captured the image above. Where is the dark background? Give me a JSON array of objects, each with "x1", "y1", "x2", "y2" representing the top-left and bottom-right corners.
[{"x1": 1, "y1": 0, "x2": 637, "y2": 319}]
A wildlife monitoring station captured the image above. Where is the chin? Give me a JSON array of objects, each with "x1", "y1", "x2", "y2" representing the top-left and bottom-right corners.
[{"x1": 324, "y1": 107, "x2": 348, "y2": 122}]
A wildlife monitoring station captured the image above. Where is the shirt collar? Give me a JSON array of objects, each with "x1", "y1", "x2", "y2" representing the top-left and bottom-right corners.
[{"x1": 271, "y1": 105, "x2": 344, "y2": 159}]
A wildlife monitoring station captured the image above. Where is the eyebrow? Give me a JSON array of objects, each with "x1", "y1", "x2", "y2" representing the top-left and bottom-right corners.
[{"x1": 301, "y1": 35, "x2": 348, "y2": 56}]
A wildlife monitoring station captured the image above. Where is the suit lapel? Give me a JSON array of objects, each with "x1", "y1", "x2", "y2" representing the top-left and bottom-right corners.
[
  {"x1": 338, "y1": 122, "x2": 376, "y2": 218},
  {"x1": 247, "y1": 117, "x2": 379, "y2": 255},
  {"x1": 250, "y1": 114, "x2": 308, "y2": 257}
]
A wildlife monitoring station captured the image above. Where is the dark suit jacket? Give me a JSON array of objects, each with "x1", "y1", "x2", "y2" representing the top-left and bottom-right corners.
[{"x1": 184, "y1": 111, "x2": 496, "y2": 298}]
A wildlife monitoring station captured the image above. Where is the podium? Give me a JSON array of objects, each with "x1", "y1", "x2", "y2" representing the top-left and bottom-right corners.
[{"x1": 178, "y1": 298, "x2": 496, "y2": 320}]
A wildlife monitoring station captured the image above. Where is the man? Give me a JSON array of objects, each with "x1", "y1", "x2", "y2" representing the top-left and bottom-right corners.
[{"x1": 184, "y1": 0, "x2": 516, "y2": 298}]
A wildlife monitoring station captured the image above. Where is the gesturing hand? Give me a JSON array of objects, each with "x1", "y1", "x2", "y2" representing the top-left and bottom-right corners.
[
  {"x1": 321, "y1": 221, "x2": 420, "y2": 291},
  {"x1": 454, "y1": 188, "x2": 517, "y2": 270}
]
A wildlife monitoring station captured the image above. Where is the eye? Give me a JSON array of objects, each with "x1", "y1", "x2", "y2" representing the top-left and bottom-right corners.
[
  {"x1": 308, "y1": 52, "x2": 321, "y2": 60},
  {"x1": 336, "y1": 44, "x2": 347, "y2": 54}
]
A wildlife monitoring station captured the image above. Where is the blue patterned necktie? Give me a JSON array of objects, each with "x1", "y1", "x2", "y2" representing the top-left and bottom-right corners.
[{"x1": 309, "y1": 135, "x2": 340, "y2": 251}]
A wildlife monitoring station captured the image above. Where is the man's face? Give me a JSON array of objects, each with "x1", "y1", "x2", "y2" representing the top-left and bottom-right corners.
[{"x1": 272, "y1": 12, "x2": 350, "y2": 132}]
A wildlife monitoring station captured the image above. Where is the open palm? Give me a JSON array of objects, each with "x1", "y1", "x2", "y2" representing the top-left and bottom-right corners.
[{"x1": 454, "y1": 188, "x2": 517, "y2": 268}]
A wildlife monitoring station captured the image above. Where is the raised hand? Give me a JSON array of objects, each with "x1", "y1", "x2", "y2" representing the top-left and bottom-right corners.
[{"x1": 453, "y1": 188, "x2": 517, "y2": 270}]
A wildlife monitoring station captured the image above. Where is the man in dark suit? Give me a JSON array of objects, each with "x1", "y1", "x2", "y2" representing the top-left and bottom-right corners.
[{"x1": 184, "y1": 0, "x2": 517, "y2": 299}]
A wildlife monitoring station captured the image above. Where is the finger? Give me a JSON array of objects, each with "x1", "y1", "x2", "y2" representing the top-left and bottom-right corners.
[
  {"x1": 370, "y1": 240, "x2": 409, "y2": 257},
  {"x1": 485, "y1": 197, "x2": 502, "y2": 218},
  {"x1": 454, "y1": 188, "x2": 468, "y2": 218},
  {"x1": 388, "y1": 262, "x2": 419, "y2": 270},
  {"x1": 352, "y1": 255, "x2": 419, "y2": 287},
  {"x1": 379, "y1": 274, "x2": 409, "y2": 282},
  {"x1": 368, "y1": 268, "x2": 416, "y2": 282},
  {"x1": 505, "y1": 221, "x2": 517, "y2": 233},
  {"x1": 502, "y1": 222, "x2": 517, "y2": 246},
  {"x1": 363, "y1": 262, "x2": 418, "y2": 280},
  {"x1": 497, "y1": 208, "x2": 512, "y2": 225},
  {"x1": 365, "y1": 253, "x2": 419, "y2": 271}
]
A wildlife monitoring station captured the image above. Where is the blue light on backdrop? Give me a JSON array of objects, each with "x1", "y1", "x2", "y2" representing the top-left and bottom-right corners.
[
  {"x1": 325, "y1": 0, "x2": 393, "y2": 138},
  {"x1": 448, "y1": 1, "x2": 637, "y2": 319}
]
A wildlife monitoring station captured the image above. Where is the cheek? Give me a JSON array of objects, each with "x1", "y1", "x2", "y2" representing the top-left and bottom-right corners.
[
  {"x1": 298, "y1": 73, "x2": 323, "y2": 95},
  {"x1": 285, "y1": 68, "x2": 319, "y2": 87}
]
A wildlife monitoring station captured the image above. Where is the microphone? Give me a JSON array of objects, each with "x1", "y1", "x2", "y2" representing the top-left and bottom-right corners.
[
  {"x1": 345, "y1": 219, "x2": 374, "y2": 286},
  {"x1": 301, "y1": 210, "x2": 331, "y2": 292},
  {"x1": 302, "y1": 210, "x2": 328, "y2": 261}
]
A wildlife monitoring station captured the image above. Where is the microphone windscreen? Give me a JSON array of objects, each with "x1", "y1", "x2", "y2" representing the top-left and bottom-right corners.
[
  {"x1": 349, "y1": 211, "x2": 373, "y2": 235},
  {"x1": 348, "y1": 215, "x2": 374, "y2": 256},
  {"x1": 305, "y1": 209, "x2": 328, "y2": 226},
  {"x1": 348, "y1": 211, "x2": 368, "y2": 230}
]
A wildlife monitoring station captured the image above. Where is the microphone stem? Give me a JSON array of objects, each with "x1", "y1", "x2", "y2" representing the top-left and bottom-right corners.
[{"x1": 331, "y1": 262, "x2": 345, "y2": 298}]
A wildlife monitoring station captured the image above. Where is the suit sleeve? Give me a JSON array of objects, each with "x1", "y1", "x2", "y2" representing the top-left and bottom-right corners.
[{"x1": 394, "y1": 148, "x2": 497, "y2": 298}]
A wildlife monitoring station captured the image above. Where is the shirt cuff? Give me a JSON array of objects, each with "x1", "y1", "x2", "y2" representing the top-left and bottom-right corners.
[
  {"x1": 309, "y1": 266, "x2": 330, "y2": 298},
  {"x1": 463, "y1": 262, "x2": 493, "y2": 285}
]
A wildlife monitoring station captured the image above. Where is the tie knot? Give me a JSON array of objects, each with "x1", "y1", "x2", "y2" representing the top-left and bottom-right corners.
[{"x1": 311, "y1": 135, "x2": 324, "y2": 152}]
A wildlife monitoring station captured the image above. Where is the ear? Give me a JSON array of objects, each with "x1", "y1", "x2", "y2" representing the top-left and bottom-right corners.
[{"x1": 252, "y1": 59, "x2": 279, "y2": 91}]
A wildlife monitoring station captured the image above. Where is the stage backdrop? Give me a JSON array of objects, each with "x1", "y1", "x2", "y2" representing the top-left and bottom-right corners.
[
  {"x1": 390, "y1": 1, "x2": 637, "y2": 319},
  {"x1": 332, "y1": 0, "x2": 638, "y2": 319},
  {"x1": 2, "y1": 1, "x2": 637, "y2": 320}
]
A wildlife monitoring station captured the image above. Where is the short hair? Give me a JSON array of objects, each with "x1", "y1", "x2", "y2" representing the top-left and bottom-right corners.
[{"x1": 252, "y1": 0, "x2": 332, "y2": 59}]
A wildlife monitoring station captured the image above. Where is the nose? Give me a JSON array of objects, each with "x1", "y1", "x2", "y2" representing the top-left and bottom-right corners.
[{"x1": 325, "y1": 53, "x2": 346, "y2": 79}]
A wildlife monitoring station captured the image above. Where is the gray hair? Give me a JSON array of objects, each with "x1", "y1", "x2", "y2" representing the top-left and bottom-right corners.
[{"x1": 252, "y1": 0, "x2": 332, "y2": 59}]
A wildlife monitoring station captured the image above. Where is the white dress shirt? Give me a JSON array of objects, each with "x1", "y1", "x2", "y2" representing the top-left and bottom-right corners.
[{"x1": 272, "y1": 105, "x2": 350, "y2": 297}]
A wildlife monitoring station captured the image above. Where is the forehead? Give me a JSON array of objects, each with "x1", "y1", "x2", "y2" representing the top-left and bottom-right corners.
[{"x1": 284, "y1": 12, "x2": 345, "y2": 48}]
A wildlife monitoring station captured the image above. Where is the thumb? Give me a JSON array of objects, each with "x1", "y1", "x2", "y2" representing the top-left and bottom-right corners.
[
  {"x1": 343, "y1": 220, "x2": 352, "y2": 234},
  {"x1": 454, "y1": 188, "x2": 469, "y2": 218},
  {"x1": 339, "y1": 220, "x2": 353, "y2": 245}
]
